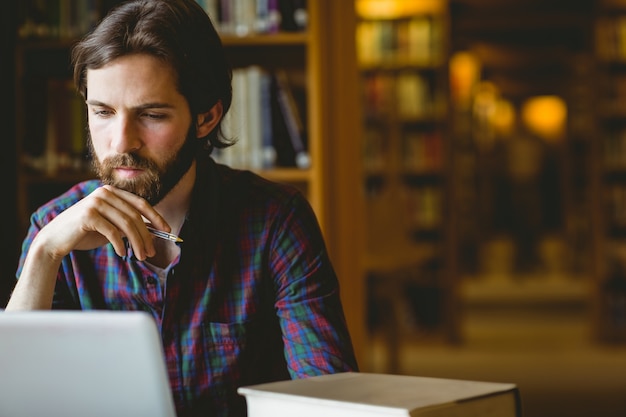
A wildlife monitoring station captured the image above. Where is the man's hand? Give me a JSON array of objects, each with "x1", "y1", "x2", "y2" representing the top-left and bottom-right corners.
[
  {"x1": 6, "y1": 185, "x2": 170, "y2": 310},
  {"x1": 36, "y1": 185, "x2": 170, "y2": 261}
]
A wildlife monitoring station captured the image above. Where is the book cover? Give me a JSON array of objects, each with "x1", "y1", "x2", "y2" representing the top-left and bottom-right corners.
[
  {"x1": 44, "y1": 78, "x2": 87, "y2": 174},
  {"x1": 238, "y1": 372, "x2": 521, "y2": 417},
  {"x1": 245, "y1": 65, "x2": 264, "y2": 170},
  {"x1": 259, "y1": 70, "x2": 277, "y2": 168},
  {"x1": 273, "y1": 69, "x2": 310, "y2": 169}
]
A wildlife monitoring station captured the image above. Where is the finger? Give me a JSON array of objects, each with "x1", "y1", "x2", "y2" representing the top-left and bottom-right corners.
[
  {"x1": 89, "y1": 188, "x2": 156, "y2": 259},
  {"x1": 101, "y1": 185, "x2": 171, "y2": 232},
  {"x1": 47, "y1": 196, "x2": 129, "y2": 258}
]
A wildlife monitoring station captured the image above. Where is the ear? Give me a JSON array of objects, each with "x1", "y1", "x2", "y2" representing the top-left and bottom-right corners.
[{"x1": 196, "y1": 101, "x2": 223, "y2": 138}]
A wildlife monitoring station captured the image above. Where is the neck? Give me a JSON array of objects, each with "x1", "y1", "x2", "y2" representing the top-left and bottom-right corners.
[{"x1": 153, "y1": 160, "x2": 196, "y2": 234}]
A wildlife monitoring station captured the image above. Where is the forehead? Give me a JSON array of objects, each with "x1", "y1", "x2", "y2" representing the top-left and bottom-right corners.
[{"x1": 86, "y1": 54, "x2": 181, "y2": 102}]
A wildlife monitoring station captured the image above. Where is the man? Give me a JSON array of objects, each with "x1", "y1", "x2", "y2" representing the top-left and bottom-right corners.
[{"x1": 6, "y1": 0, "x2": 358, "y2": 415}]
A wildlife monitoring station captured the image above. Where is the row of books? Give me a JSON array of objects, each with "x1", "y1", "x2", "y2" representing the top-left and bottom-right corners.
[
  {"x1": 357, "y1": 16, "x2": 445, "y2": 66},
  {"x1": 599, "y1": 75, "x2": 626, "y2": 116},
  {"x1": 604, "y1": 130, "x2": 626, "y2": 169},
  {"x1": 363, "y1": 129, "x2": 443, "y2": 173},
  {"x1": 363, "y1": 181, "x2": 443, "y2": 229},
  {"x1": 362, "y1": 72, "x2": 445, "y2": 122},
  {"x1": 605, "y1": 184, "x2": 626, "y2": 228},
  {"x1": 22, "y1": 78, "x2": 89, "y2": 176},
  {"x1": 196, "y1": 0, "x2": 307, "y2": 36},
  {"x1": 212, "y1": 66, "x2": 310, "y2": 170},
  {"x1": 403, "y1": 186, "x2": 443, "y2": 230},
  {"x1": 402, "y1": 131, "x2": 444, "y2": 172},
  {"x1": 17, "y1": 0, "x2": 307, "y2": 40},
  {"x1": 596, "y1": 16, "x2": 626, "y2": 61},
  {"x1": 18, "y1": 0, "x2": 100, "y2": 39}
]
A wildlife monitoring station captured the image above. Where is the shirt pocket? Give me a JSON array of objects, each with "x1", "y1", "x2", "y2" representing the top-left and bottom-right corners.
[{"x1": 201, "y1": 321, "x2": 249, "y2": 384}]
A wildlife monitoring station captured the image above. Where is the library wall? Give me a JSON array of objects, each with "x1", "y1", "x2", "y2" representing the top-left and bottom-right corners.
[
  {"x1": 6, "y1": 0, "x2": 626, "y2": 383},
  {"x1": 1, "y1": 1, "x2": 17, "y2": 306}
]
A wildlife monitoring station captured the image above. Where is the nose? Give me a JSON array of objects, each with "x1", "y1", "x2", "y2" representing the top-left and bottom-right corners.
[{"x1": 111, "y1": 115, "x2": 142, "y2": 154}]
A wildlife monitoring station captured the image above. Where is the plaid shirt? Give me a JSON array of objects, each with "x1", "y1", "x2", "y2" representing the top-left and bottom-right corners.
[{"x1": 17, "y1": 155, "x2": 358, "y2": 417}]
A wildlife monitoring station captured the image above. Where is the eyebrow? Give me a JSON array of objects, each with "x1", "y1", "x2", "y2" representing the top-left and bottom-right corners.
[{"x1": 85, "y1": 100, "x2": 175, "y2": 110}]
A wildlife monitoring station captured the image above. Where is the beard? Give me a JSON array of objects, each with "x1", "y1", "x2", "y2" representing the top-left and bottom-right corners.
[{"x1": 89, "y1": 126, "x2": 198, "y2": 206}]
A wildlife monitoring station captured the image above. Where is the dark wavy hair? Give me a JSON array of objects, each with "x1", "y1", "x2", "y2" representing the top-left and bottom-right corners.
[{"x1": 71, "y1": 0, "x2": 233, "y2": 152}]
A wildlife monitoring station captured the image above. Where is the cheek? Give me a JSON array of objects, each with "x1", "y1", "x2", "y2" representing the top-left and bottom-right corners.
[
  {"x1": 87, "y1": 118, "x2": 108, "y2": 154},
  {"x1": 146, "y1": 123, "x2": 190, "y2": 149}
]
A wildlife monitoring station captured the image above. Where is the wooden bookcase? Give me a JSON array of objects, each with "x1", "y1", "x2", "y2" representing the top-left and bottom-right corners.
[
  {"x1": 355, "y1": 0, "x2": 458, "y2": 370},
  {"x1": 10, "y1": 1, "x2": 367, "y2": 358},
  {"x1": 593, "y1": 0, "x2": 626, "y2": 344},
  {"x1": 446, "y1": 0, "x2": 598, "y2": 350},
  {"x1": 1, "y1": 0, "x2": 18, "y2": 306}
]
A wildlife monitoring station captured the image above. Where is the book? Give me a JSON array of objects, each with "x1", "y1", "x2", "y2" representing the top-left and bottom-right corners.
[
  {"x1": 213, "y1": 66, "x2": 266, "y2": 169},
  {"x1": 238, "y1": 372, "x2": 521, "y2": 417},
  {"x1": 273, "y1": 70, "x2": 310, "y2": 169},
  {"x1": 245, "y1": 65, "x2": 264, "y2": 169},
  {"x1": 44, "y1": 78, "x2": 88, "y2": 175},
  {"x1": 259, "y1": 69, "x2": 277, "y2": 168},
  {"x1": 278, "y1": 0, "x2": 307, "y2": 32}
]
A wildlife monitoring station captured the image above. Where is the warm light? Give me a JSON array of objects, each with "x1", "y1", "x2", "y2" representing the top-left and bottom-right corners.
[
  {"x1": 472, "y1": 81, "x2": 500, "y2": 149},
  {"x1": 492, "y1": 99, "x2": 516, "y2": 137},
  {"x1": 521, "y1": 96, "x2": 567, "y2": 142},
  {"x1": 449, "y1": 51, "x2": 481, "y2": 109},
  {"x1": 356, "y1": 0, "x2": 446, "y2": 19}
]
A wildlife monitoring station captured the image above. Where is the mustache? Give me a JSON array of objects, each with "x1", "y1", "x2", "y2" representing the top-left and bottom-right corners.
[{"x1": 102, "y1": 153, "x2": 156, "y2": 170}]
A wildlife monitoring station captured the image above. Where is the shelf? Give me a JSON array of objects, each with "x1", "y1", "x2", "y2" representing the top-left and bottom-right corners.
[
  {"x1": 221, "y1": 32, "x2": 308, "y2": 46},
  {"x1": 460, "y1": 276, "x2": 589, "y2": 307},
  {"x1": 362, "y1": 244, "x2": 439, "y2": 275},
  {"x1": 357, "y1": 0, "x2": 455, "y2": 346},
  {"x1": 255, "y1": 167, "x2": 311, "y2": 183},
  {"x1": 359, "y1": 59, "x2": 446, "y2": 72},
  {"x1": 17, "y1": 31, "x2": 308, "y2": 49}
]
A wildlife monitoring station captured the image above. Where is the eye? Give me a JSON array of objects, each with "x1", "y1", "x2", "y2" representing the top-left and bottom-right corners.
[
  {"x1": 142, "y1": 112, "x2": 167, "y2": 120},
  {"x1": 92, "y1": 108, "x2": 113, "y2": 117}
]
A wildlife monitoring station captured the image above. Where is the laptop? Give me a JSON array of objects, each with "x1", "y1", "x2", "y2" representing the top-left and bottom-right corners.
[{"x1": 0, "y1": 310, "x2": 177, "y2": 417}]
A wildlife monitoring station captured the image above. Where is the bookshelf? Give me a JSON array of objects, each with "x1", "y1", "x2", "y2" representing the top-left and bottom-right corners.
[
  {"x1": 446, "y1": 0, "x2": 598, "y2": 351},
  {"x1": 593, "y1": 0, "x2": 626, "y2": 343},
  {"x1": 1, "y1": 0, "x2": 17, "y2": 307},
  {"x1": 355, "y1": 0, "x2": 458, "y2": 364},
  {"x1": 11, "y1": 0, "x2": 367, "y2": 358}
]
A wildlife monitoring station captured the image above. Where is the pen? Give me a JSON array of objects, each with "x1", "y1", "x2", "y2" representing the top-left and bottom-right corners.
[{"x1": 146, "y1": 225, "x2": 184, "y2": 243}]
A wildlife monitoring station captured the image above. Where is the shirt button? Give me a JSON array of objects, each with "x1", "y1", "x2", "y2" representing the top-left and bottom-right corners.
[{"x1": 147, "y1": 276, "x2": 157, "y2": 285}]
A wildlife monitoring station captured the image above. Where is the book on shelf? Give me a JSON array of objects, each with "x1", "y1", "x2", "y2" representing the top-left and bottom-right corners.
[
  {"x1": 278, "y1": 0, "x2": 307, "y2": 32},
  {"x1": 273, "y1": 69, "x2": 310, "y2": 169},
  {"x1": 45, "y1": 78, "x2": 88, "y2": 175},
  {"x1": 238, "y1": 372, "x2": 521, "y2": 417},
  {"x1": 259, "y1": 69, "x2": 278, "y2": 168},
  {"x1": 402, "y1": 131, "x2": 443, "y2": 172},
  {"x1": 356, "y1": 16, "x2": 442, "y2": 66},
  {"x1": 214, "y1": 66, "x2": 308, "y2": 170},
  {"x1": 217, "y1": 66, "x2": 265, "y2": 169},
  {"x1": 18, "y1": 0, "x2": 101, "y2": 39},
  {"x1": 207, "y1": 0, "x2": 305, "y2": 35},
  {"x1": 22, "y1": 78, "x2": 87, "y2": 175}
]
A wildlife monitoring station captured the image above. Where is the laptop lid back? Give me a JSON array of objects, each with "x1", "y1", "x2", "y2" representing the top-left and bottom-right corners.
[{"x1": 0, "y1": 310, "x2": 176, "y2": 417}]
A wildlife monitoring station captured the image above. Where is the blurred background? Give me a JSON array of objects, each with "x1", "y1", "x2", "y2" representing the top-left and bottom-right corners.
[{"x1": 2, "y1": 0, "x2": 626, "y2": 416}]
